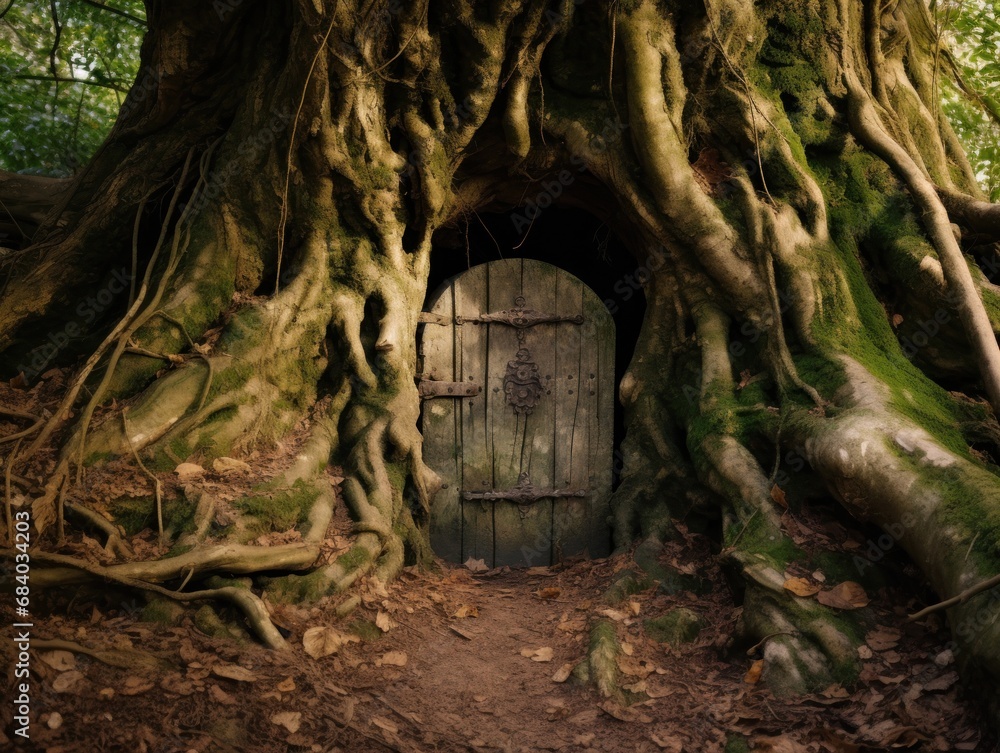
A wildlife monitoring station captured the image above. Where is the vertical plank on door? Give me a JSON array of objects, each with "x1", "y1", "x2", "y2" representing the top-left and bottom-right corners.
[
  {"x1": 551, "y1": 271, "x2": 590, "y2": 559},
  {"x1": 455, "y1": 264, "x2": 492, "y2": 564},
  {"x1": 485, "y1": 258, "x2": 524, "y2": 567},
  {"x1": 587, "y1": 283, "x2": 615, "y2": 558},
  {"x1": 492, "y1": 260, "x2": 558, "y2": 567},
  {"x1": 423, "y1": 281, "x2": 461, "y2": 563}
]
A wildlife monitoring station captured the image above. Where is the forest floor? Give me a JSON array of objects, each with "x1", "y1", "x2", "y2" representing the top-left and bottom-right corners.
[{"x1": 0, "y1": 372, "x2": 997, "y2": 752}]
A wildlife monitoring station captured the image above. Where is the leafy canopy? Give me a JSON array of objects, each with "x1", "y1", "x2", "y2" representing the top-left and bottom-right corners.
[
  {"x1": 0, "y1": 0, "x2": 144, "y2": 176},
  {"x1": 0, "y1": 0, "x2": 998, "y2": 201}
]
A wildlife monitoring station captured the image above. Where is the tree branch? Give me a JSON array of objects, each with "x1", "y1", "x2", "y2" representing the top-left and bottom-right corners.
[
  {"x1": 77, "y1": 0, "x2": 146, "y2": 26},
  {"x1": 11, "y1": 73, "x2": 130, "y2": 93},
  {"x1": 939, "y1": 188, "x2": 1000, "y2": 242}
]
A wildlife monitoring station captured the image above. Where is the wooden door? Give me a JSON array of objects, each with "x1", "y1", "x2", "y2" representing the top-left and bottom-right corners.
[{"x1": 421, "y1": 259, "x2": 614, "y2": 567}]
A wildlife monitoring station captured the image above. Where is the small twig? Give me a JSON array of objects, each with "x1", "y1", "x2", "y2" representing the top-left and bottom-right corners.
[
  {"x1": 728, "y1": 508, "x2": 760, "y2": 549},
  {"x1": 0, "y1": 415, "x2": 45, "y2": 445},
  {"x1": 0, "y1": 405, "x2": 40, "y2": 422},
  {"x1": 909, "y1": 573, "x2": 1000, "y2": 621},
  {"x1": 745, "y1": 630, "x2": 796, "y2": 656},
  {"x1": 178, "y1": 566, "x2": 195, "y2": 591},
  {"x1": 965, "y1": 531, "x2": 980, "y2": 562}
]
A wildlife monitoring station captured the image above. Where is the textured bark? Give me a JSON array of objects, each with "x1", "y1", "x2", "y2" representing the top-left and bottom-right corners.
[{"x1": 4, "y1": 0, "x2": 1000, "y2": 723}]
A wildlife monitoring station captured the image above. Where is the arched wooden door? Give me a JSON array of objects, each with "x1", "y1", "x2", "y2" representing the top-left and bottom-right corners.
[{"x1": 420, "y1": 259, "x2": 614, "y2": 567}]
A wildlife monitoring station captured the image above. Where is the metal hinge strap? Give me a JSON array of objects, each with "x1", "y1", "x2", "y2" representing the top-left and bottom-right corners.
[{"x1": 462, "y1": 472, "x2": 588, "y2": 505}]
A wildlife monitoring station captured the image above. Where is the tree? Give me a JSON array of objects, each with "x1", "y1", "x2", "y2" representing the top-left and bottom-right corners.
[{"x1": 4, "y1": 0, "x2": 1000, "y2": 720}]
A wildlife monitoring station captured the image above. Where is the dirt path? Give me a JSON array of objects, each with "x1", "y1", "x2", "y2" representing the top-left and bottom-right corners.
[{"x1": 4, "y1": 549, "x2": 993, "y2": 753}]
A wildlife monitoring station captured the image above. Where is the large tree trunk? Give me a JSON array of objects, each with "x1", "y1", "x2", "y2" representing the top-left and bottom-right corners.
[{"x1": 4, "y1": 0, "x2": 1000, "y2": 724}]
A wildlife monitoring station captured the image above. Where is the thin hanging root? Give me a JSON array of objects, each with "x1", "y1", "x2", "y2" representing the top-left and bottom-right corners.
[
  {"x1": 73, "y1": 143, "x2": 218, "y2": 480},
  {"x1": 123, "y1": 410, "x2": 164, "y2": 547},
  {"x1": 24, "y1": 148, "x2": 197, "y2": 460}
]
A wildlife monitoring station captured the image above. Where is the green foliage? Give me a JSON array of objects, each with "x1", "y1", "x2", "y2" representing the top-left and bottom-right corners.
[
  {"x1": 0, "y1": 0, "x2": 144, "y2": 175},
  {"x1": 937, "y1": 0, "x2": 1000, "y2": 199}
]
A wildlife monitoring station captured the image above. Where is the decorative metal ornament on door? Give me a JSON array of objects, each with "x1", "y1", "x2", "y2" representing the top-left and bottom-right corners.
[{"x1": 420, "y1": 259, "x2": 615, "y2": 567}]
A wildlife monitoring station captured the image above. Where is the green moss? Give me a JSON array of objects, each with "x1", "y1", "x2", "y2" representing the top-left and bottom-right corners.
[
  {"x1": 802, "y1": 152, "x2": 976, "y2": 460},
  {"x1": 140, "y1": 598, "x2": 184, "y2": 626},
  {"x1": 726, "y1": 513, "x2": 803, "y2": 568},
  {"x1": 337, "y1": 545, "x2": 372, "y2": 574},
  {"x1": 896, "y1": 454, "x2": 1000, "y2": 575},
  {"x1": 193, "y1": 604, "x2": 247, "y2": 641},
  {"x1": 109, "y1": 495, "x2": 194, "y2": 536},
  {"x1": 725, "y1": 735, "x2": 750, "y2": 753},
  {"x1": 83, "y1": 450, "x2": 114, "y2": 466},
  {"x1": 644, "y1": 608, "x2": 704, "y2": 645},
  {"x1": 262, "y1": 570, "x2": 332, "y2": 603},
  {"x1": 604, "y1": 569, "x2": 654, "y2": 604},
  {"x1": 235, "y1": 479, "x2": 320, "y2": 537},
  {"x1": 349, "y1": 618, "x2": 382, "y2": 642}
]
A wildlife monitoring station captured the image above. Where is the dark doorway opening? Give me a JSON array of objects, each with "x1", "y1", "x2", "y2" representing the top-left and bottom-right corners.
[{"x1": 428, "y1": 207, "x2": 647, "y2": 489}]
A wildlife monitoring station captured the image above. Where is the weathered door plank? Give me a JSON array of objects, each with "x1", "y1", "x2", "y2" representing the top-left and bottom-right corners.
[
  {"x1": 423, "y1": 279, "x2": 461, "y2": 563},
  {"x1": 455, "y1": 263, "x2": 492, "y2": 564},
  {"x1": 492, "y1": 260, "x2": 558, "y2": 566}
]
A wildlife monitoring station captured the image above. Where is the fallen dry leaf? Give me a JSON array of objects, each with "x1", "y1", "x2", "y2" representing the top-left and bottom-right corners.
[
  {"x1": 208, "y1": 684, "x2": 237, "y2": 705},
  {"x1": 52, "y1": 671, "x2": 84, "y2": 693},
  {"x1": 212, "y1": 456, "x2": 251, "y2": 474},
  {"x1": 212, "y1": 664, "x2": 257, "y2": 682},
  {"x1": 521, "y1": 646, "x2": 554, "y2": 662},
  {"x1": 865, "y1": 626, "x2": 901, "y2": 651},
  {"x1": 453, "y1": 604, "x2": 479, "y2": 619},
  {"x1": 744, "y1": 659, "x2": 764, "y2": 685},
  {"x1": 552, "y1": 663, "x2": 574, "y2": 682},
  {"x1": 600, "y1": 608, "x2": 629, "y2": 622},
  {"x1": 380, "y1": 651, "x2": 408, "y2": 667},
  {"x1": 464, "y1": 557, "x2": 489, "y2": 573},
  {"x1": 770, "y1": 484, "x2": 788, "y2": 509},
  {"x1": 277, "y1": 677, "x2": 296, "y2": 693},
  {"x1": 817, "y1": 581, "x2": 869, "y2": 610},
  {"x1": 376, "y1": 611, "x2": 397, "y2": 632},
  {"x1": 371, "y1": 716, "x2": 398, "y2": 735},
  {"x1": 271, "y1": 711, "x2": 301, "y2": 733},
  {"x1": 599, "y1": 700, "x2": 652, "y2": 723},
  {"x1": 924, "y1": 671, "x2": 959, "y2": 692},
  {"x1": 38, "y1": 650, "x2": 76, "y2": 672},
  {"x1": 651, "y1": 732, "x2": 683, "y2": 752},
  {"x1": 121, "y1": 676, "x2": 155, "y2": 696},
  {"x1": 174, "y1": 462, "x2": 205, "y2": 479},
  {"x1": 783, "y1": 577, "x2": 821, "y2": 597},
  {"x1": 302, "y1": 626, "x2": 357, "y2": 659}
]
